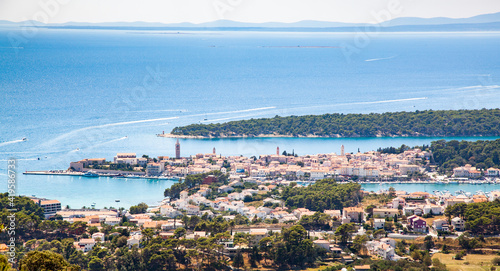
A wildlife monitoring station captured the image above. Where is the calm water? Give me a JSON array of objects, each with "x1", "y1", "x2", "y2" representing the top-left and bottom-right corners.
[
  {"x1": 361, "y1": 183, "x2": 500, "y2": 195},
  {"x1": 1, "y1": 28, "x2": 500, "y2": 207}
]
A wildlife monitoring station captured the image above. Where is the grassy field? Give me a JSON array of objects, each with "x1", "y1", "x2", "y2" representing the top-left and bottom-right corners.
[{"x1": 433, "y1": 253, "x2": 499, "y2": 271}]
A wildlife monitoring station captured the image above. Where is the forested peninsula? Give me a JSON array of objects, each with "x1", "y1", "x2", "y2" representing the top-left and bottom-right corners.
[{"x1": 169, "y1": 109, "x2": 500, "y2": 138}]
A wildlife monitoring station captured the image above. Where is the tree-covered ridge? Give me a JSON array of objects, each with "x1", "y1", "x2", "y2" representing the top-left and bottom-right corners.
[
  {"x1": 445, "y1": 200, "x2": 500, "y2": 235},
  {"x1": 281, "y1": 180, "x2": 362, "y2": 211},
  {"x1": 430, "y1": 139, "x2": 500, "y2": 172},
  {"x1": 171, "y1": 109, "x2": 500, "y2": 137}
]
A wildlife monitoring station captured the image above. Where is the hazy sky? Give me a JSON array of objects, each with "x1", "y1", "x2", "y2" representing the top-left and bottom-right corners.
[{"x1": 1, "y1": 0, "x2": 499, "y2": 24}]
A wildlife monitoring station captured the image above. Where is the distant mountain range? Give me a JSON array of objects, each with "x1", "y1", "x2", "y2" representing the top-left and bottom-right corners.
[{"x1": 1, "y1": 12, "x2": 500, "y2": 31}]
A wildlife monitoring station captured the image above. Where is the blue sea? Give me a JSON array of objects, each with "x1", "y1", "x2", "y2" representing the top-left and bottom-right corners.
[{"x1": 1, "y1": 28, "x2": 500, "y2": 208}]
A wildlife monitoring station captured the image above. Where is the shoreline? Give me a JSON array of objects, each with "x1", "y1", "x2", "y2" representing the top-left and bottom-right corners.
[
  {"x1": 22, "y1": 171, "x2": 500, "y2": 185},
  {"x1": 23, "y1": 171, "x2": 180, "y2": 181},
  {"x1": 157, "y1": 133, "x2": 496, "y2": 139}
]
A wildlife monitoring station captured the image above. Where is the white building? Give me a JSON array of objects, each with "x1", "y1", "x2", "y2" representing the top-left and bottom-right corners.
[
  {"x1": 146, "y1": 162, "x2": 164, "y2": 176},
  {"x1": 74, "y1": 239, "x2": 96, "y2": 252}
]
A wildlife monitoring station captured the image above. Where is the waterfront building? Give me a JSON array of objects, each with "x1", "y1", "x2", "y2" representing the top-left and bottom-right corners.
[
  {"x1": 146, "y1": 162, "x2": 164, "y2": 176},
  {"x1": 453, "y1": 164, "x2": 482, "y2": 178},
  {"x1": 486, "y1": 167, "x2": 500, "y2": 177},
  {"x1": 114, "y1": 153, "x2": 139, "y2": 165}
]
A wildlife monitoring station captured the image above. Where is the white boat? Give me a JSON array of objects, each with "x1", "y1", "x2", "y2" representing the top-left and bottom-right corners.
[{"x1": 83, "y1": 171, "x2": 99, "y2": 177}]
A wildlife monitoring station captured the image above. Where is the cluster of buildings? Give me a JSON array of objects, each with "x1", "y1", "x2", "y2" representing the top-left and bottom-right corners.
[
  {"x1": 70, "y1": 143, "x2": 429, "y2": 180},
  {"x1": 453, "y1": 164, "x2": 500, "y2": 178}
]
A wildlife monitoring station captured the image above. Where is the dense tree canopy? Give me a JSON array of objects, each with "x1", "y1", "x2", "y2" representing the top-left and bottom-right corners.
[
  {"x1": 429, "y1": 139, "x2": 500, "y2": 172},
  {"x1": 445, "y1": 199, "x2": 500, "y2": 235},
  {"x1": 171, "y1": 109, "x2": 500, "y2": 138},
  {"x1": 129, "y1": 203, "x2": 148, "y2": 215},
  {"x1": 281, "y1": 179, "x2": 362, "y2": 211}
]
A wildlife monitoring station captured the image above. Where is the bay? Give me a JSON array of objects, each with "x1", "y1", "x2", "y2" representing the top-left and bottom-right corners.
[{"x1": 1, "y1": 28, "x2": 500, "y2": 207}]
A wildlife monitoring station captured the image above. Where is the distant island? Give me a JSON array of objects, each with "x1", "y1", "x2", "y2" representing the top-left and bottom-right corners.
[
  {"x1": 2, "y1": 11, "x2": 500, "y2": 32},
  {"x1": 167, "y1": 109, "x2": 500, "y2": 138}
]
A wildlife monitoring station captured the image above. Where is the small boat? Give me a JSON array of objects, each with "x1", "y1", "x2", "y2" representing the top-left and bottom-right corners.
[
  {"x1": 115, "y1": 199, "x2": 120, "y2": 202},
  {"x1": 83, "y1": 171, "x2": 99, "y2": 177},
  {"x1": 126, "y1": 175, "x2": 140, "y2": 178},
  {"x1": 75, "y1": 148, "x2": 80, "y2": 151},
  {"x1": 22, "y1": 137, "x2": 27, "y2": 141}
]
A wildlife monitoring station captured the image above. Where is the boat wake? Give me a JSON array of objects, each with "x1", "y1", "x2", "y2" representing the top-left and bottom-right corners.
[
  {"x1": 86, "y1": 136, "x2": 129, "y2": 150},
  {"x1": 0, "y1": 139, "x2": 25, "y2": 147},
  {"x1": 365, "y1": 55, "x2": 397, "y2": 62},
  {"x1": 38, "y1": 117, "x2": 179, "y2": 147}
]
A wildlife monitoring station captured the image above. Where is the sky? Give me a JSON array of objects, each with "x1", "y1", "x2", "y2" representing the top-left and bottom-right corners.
[{"x1": 1, "y1": 0, "x2": 500, "y2": 24}]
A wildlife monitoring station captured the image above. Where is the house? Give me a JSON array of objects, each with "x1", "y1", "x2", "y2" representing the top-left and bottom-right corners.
[
  {"x1": 366, "y1": 239, "x2": 396, "y2": 260},
  {"x1": 343, "y1": 207, "x2": 364, "y2": 223},
  {"x1": 160, "y1": 205, "x2": 182, "y2": 218},
  {"x1": 186, "y1": 205, "x2": 200, "y2": 216},
  {"x1": 127, "y1": 235, "x2": 142, "y2": 248},
  {"x1": 341, "y1": 255, "x2": 353, "y2": 264},
  {"x1": 373, "y1": 218, "x2": 385, "y2": 230},
  {"x1": 451, "y1": 217, "x2": 465, "y2": 231},
  {"x1": 92, "y1": 232, "x2": 105, "y2": 243},
  {"x1": 444, "y1": 197, "x2": 466, "y2": 208},
  {"x1": 354, "y1": 265, "x2": 371, "y2": 271},
  {"x1": 186, "y1": 231, "x2": 207, "y2": 240},
  {"x1": 313, "y1": 240, "x2": 330, "y2": 250},
  {"x1": 74, "y1": 239, "x2": 96, "y2": 252},
  {"x1": 380, "y1": 238, "x2": 396, "y2": 247},
  {"x1": 423, "y1": 205, "x2": 443, "y2": 215},
  {"x1": 403, "y1": 206, "x2": 423, "y2": 216},
  {"x1": 407, "y1": 216, "x2": 427, "y2": 233},
  {"x1": 330, "y1": 245, "x2": 343, "y2": 255},
  {"x1": 249, "y1": 229, "x2": 268, "y2": 246},
  {"x1": 218, "y1": 185, "x2": 234, "y2": 193},
  {"x1": 432, "y1": 219, "x2": 449, "y2": 232},
  {"x1": 373, "y1": 208, "x2": 399, "y2": 218},
  {"x1": 104, "y1": 217, "x2": 120, "y2": 226},
  {"x1": 376, "y1": 243, "x2": 395, "y2": 260},
  {"x1": 392, "y1": 197, "x2": 406, "y2": 209},
  {"x1": 324, "y1": 210, "x2": 342, "y2": 220}
]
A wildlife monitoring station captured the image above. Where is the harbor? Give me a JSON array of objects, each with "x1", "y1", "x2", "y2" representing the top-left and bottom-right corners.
[{"x1": 23, "y1": 170, "x2": 180, "y2": 181}]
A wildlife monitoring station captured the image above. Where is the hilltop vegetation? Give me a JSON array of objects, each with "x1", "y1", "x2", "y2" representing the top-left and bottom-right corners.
[
  {"x1": 430, "y1": 139, "x2": 500, "y2": 173},
  {"x1": 281, "y1": 180, "x2": 362, "y2": 211},
  {"x1": 171, "y1": 109, "x2": 500, "y2": 138},
  {"x1": 378, "y1": 139, "x2": 500, "y2": 173}
]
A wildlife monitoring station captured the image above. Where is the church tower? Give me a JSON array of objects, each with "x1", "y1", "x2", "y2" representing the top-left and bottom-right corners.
[{"x1": 175, "y1": 139, "x2": 180, "y2": 159}]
